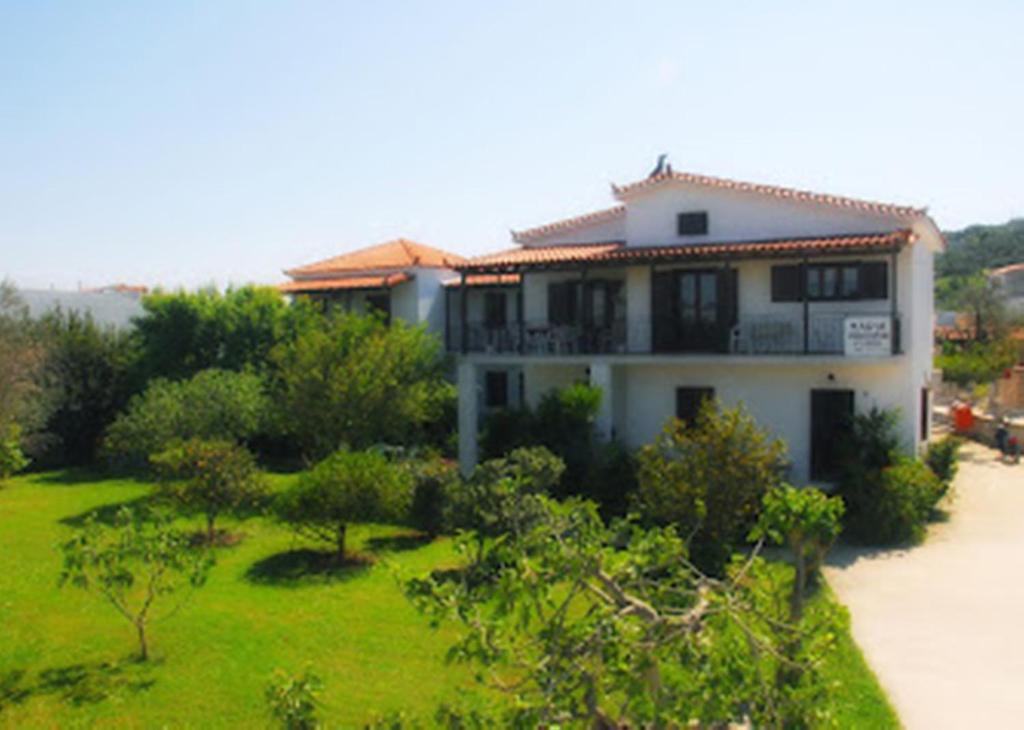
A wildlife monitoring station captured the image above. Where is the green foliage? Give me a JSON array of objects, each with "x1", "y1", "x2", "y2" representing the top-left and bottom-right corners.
[
  {"x1": 836, "y1": 408, "x2": 945, "y2": 544},
  {"x1": 925, "y1": 435, "x2": 963, "y2": 486},
  {"x1": 635, "y1": 399, "x2": 788, "y2": 575},
  {"x1": 447, "y1": 447, "x2": 565, "y2": 567},
  {"x1": 0, "y1": 283, "x2": 48, "y2": 437},
  {"x1": 103, "y1": 369, "x2": 269, "y2": 471},
  {"x1": 151, "y1": 438, "x2": 268, "y2": 543},
  {"x1": 133, "y1": 286, "x2": 318, "y2": 382},
  {"x1": 407, "y1": 496, "x2": 839, "y2": 728},
  {"x1": 751, "y1": 485, "x2": 844, "y2": 619},
  {"x1": 36, "y1": 309, "x2": 139, "y2": 466},
  {"x1": 402, "y1": 455, "x2": 459, "y2": 538},
  {"x1": 58, "y1": 507, "x2": 214, "y2": 660},
  {"x1": 270, "y1": 312, "x2": 449, "y2": 460},
  {"x1": 275, "y1": 449, "x2": 412, "y2": 558},
  {"x1": 937, "y1": 219, "x2": 1024, "y2": 279},
  {"x1": 936, "y1": 339, "x2": 1018, "y2": 386},
  {"x1": 265, "y1": 668, "x2": 323, "y2": 730},
  {"x1": 0, "y1": 422, "x2": 30, "y2": 482}
]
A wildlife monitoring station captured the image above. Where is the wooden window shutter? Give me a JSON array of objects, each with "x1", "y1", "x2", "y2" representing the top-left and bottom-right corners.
[
  {"x1": 771, "y1": 265, "x2": 802, "y2": 302},
  {"x1": 859, "y1": 261, "x2": 888, "y2": 300}
]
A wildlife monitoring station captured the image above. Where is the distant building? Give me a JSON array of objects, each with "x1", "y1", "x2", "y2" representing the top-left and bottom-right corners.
[{"x1": 280, "y1": 238, "x2": 464, "y2": 337}]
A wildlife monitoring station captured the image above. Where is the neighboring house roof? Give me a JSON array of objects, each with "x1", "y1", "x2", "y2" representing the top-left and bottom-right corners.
[
  {"x1": 285, "y1": 238, "x2": 465, "y2": 279},
  {"x1": 457, "y1": 231, "x2": 913, "y2": 272},
  {"x1": 442, "y1": 274, "x2": 523, "y2": 288},
  {"x1": 610, "y1": 170, "x2": 928, "y2": 219},
  {"x1": 990, "y1": 262, "x2": 1024, "y2": 277},
  {"x1": 279, "y1": 273, "x2": 412, "y2": 293},
  {"x1": 512, "y1": 206, "x2": 626, "y2": 244}
]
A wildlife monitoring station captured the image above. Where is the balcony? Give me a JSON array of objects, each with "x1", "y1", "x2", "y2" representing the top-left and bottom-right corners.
[{"x1": 450, "y1": 312, "x2": 900, "y2": 357}]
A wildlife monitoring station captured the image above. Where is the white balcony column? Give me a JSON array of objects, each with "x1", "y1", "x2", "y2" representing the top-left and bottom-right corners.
[
  {"x1": 457, "y1": 360, "x2": 479, "y2": 476},
  {"x1": 626, "y1": 266, "x2": 651, "y2": 353},
  {"x1": 589, "y1": 362, "x2": 614, "y2": 441}
]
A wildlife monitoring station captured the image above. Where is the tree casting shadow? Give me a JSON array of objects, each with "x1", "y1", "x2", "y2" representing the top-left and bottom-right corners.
[
  {"x1": 59, "y1": 494, "x2": 159, "y2": 527},
  {"x1": 0, "y1": 659, "x2": 155, "y2": 713},
  {"x1": 364, "y1": 532, "x2": 433, "y2": 554},
  {"x1": 245, "y1": 549, "x2": 373, "y2": 586}
]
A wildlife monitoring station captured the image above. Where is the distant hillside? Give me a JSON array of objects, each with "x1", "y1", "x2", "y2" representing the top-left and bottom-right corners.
[
  {"x1": 19, "y1": 289, "x2": 143, "y2": 329},
  {"x1": 937, "y1": 219, "x2": 1024, "y2": 278}
]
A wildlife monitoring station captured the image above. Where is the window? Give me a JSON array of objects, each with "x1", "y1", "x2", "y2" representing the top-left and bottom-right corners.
[
  {"x1": 484, "y1": 371, "x2": 509, "y2": 408},
  {"x1": 484, "y1": 291, "x2": 507, "y2": 328},
  {"x1": 676, "y1": 387, "x2": 715, "y2": 424},
  {"x1": 677, "y1": 211, "x2": 709, "y2": 236},
  {"x1": 365, "y1": 293, "x2": 391, "y2": 323},
  {"x1": 548, "y1": 281, "x2": 580, "y2": 325},
  {"x1": 770, "y1": 261, "x2": 889, "y2": 302}
]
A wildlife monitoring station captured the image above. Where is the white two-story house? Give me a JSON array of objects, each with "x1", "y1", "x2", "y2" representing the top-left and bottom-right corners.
[
  {"x1": 281, "y1": 238, "x2": 464, "y2": 337},
  {"x1": 449, "y1": 169, "x2": 943, "y2": 482}
]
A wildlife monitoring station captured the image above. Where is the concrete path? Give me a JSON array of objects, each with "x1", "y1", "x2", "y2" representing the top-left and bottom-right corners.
[{"x1": 825, "y1": 441, "x2": 1024, "y2": 729}]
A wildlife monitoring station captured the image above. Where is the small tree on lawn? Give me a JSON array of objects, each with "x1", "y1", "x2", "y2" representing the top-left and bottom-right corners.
[
  {"x1": 151, "y1": 438, "x2": 268, "y2": 544},
  {"x1": 59, "y1": 508, "x2": 213, "y2": 661},
  {"x1": 634, "y1": 399, "x2": 788, "y2": 575},
  {"x1": 265, "y1": 668, "x2": 324, "y2": 730},
  {"x1": 276, "y1": 449, "x2": 412, "y2": 561},
  {"x1": 0, "y1": 422, "x2": 30, "y2": 485},
  {"x1": 750, "y1": 484, "x2": 844, "y2": 620}
]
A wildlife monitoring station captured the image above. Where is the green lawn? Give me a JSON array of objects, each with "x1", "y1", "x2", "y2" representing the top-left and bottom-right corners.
[{"x1": 0, "y1": 471, "x2": 898, "y2": 728}]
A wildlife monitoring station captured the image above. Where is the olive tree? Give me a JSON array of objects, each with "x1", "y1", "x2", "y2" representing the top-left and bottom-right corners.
[
  {"x1": 151, "y1": 438, "x2": 268, "y2": 544},
  {"x1": 275, "y1": 449, "x2": 412, "y2": 560},
  {"x1": 59, "y1": 508, "x2": 213, "y2": 661}
]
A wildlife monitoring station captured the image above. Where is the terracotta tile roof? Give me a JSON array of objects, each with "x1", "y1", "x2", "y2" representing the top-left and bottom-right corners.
[
  {"x1": 285, "y1": 239, "x2": 465, "y2": 278},
  {"x1": 611, "y1": 171, "x2": 927, "y2": 219},
  {"x1": 279, "y1": 273, "x2": 411, "y2": 293},
  {"x1": 442, "y1": 274, "x2": 523, "y2": 288},
  {"x1": 512, "y1": 206, "x2": 626, "y2": 244},
  {"x1": 990, "y1": 262, "x2": 1024, "y2": 277},
  {"x1": 458, "y1": 231, "x2": 913, "y2": 272}
]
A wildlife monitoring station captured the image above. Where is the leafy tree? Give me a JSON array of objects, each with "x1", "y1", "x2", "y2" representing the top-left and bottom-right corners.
[
  {"x1": 407, "y1": 496, "x2": 838, "y2": 728},
  {"x1": 275, "y1": 449, "x2": 412, "y2": 560},
  {"x1": 401, "y1": 454, "x2": 459, "y2": 539},
  {"x1": 151, "y1": 438, "x2": 267, "y2": 544},
  {"x1": 36, "y1": 309, "x2": 139, "y2": 466},
  {"x1": 59, "y1": 508, "x2": 213, "y2": 661},
  {"x1": 925, "y1": 435, "x2": 963, "y2": 486},
  {"x1": 0, "y1": 423, "x2": 30, "y2": 484},
  {"x1": 133, "y1": 286, "x2": 318, "y2": 382},
  {"x1": 937, "y1": 219, "x2": 1024, "y2": 279},
  {"x1": 447, "y1": 447, "x2": 565, "y2": 566},
  {"x1": 635, "y1": 400, "x2": 787, "y2": 575},
  {"x1": 936, "y1": 339, "x2": 1017, "y2": 386},
  {"x1": 270, "y1": 313, "x2": 448, "y2": 460},
  {"x1": 103, "y1": 368, "x2": 269, "y2": 470},
  {"x1": 750, "y1": 485, "x2": 844, "y2": 619},
  {"x1": 0, "y1": 283, "x2": 48, "y2": 439},
  {"x1": 265, "y1": 668, "x2": 324, "y2": 730}
]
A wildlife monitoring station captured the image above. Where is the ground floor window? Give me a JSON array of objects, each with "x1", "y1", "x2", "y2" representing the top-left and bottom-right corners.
[
  {"x1": 921, "y1": 387, "x2": 930, "y2": 442},
  {"x1": 810, "y1": 389, "x2": 855, "y2": 481},
  {"x1": 484, "y1": 370, "x2": 509, "y2": 409},
  {"x1": 676, "y1": 387, "x2": 715, "y2": 424}
]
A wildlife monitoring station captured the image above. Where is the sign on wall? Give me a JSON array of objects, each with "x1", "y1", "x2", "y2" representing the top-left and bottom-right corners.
[{"x1": 844, "y1": 316, "x2": 891, "y2": 357}]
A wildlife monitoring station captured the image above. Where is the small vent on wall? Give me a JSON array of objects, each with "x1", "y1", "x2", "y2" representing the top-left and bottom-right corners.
[{"x1": 677, "y1": 211, "x2": 709, "y2": 236}]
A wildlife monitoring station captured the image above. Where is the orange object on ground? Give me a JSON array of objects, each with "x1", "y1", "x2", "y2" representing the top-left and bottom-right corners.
[{"x1": 953, "y1": 404, "x2": 975, "y2": 433}]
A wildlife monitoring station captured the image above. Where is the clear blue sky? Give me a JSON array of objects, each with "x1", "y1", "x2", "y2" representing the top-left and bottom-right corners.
[{"x1": 2, "y1": 1, "x2": 1021, "y2": 290}]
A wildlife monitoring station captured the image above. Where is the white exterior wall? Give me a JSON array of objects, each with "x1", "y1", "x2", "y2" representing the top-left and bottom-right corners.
[
  {"x1": 414, "y1": 267, "x2": 458, "y2": 336},
  {"x1": 623, "y1": 182, "x2": 902, "y2": 246},
  {"x1": 519, "y1": 215, "x2": 626, "y2": 247},
  {"x1": 391, "y1": 278, "x2": 420, "y2": 325}
]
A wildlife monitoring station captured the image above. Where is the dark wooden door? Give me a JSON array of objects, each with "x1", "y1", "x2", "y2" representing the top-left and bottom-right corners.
[{"x1": 810, "y1": 389, "x2": 854, "y2": 481}]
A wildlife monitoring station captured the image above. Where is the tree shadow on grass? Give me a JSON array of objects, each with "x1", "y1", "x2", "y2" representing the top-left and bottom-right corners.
[
  {"x1": 32, "y1": 468, "x2": 110, "y2": 487},
  {"x1": 364, "y1": 532, "x2": 433, "y2": 554},
  {"x1": 58, "y1": 493, "x2": 160, "y2": 527},
  {"x1": 245, "y1": 549, "x2": 373, "y2": 587},
  {"x1": 0, "y1": 659, "x2": 156, "y2": 713}
]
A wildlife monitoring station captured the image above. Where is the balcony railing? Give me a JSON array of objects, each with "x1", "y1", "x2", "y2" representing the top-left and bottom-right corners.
[{"x1": 450, "y1": 312, "x2": 901, "y2": 357}]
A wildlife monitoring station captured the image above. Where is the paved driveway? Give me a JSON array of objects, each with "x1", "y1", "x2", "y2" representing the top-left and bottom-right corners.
[{"x1": 825, "y1": 441, "x2": 1024, "y2": 729}]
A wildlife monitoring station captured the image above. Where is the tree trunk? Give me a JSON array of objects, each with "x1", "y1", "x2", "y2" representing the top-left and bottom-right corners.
[
  {"x1": 336, "y1": 523, "x2": 347, "y2": 561},
  {"x1": 206, "y1": 512, "x2": 217, "y2": 545},
  {"x1": 791, "y1": 543, "x2": 806, "y2": 622},
  {"x1": 136, "y1": 620, "x2": 149, "y2": 661}
]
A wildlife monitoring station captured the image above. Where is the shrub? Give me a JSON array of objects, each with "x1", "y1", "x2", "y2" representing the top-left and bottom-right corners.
[
  {"x1": 59, "y1": 507, "x2": 213, "y2": 661},
  {"x1": 634, "y1": 400, "x2": 788, "y2": 575},
  {"x1": 750, "y1": 485, "x2": 844, "y2": 619},
  {"x1": 0, "y1": 423, "x2": 30, "y2": 483},
  {"x1": 404, "y1": 455, "x2": 459, "y2": 538},
  {"x1": 845, "y1": 458, "x2": 944, "y2": 545},
  {"x1": 103, "y1": 369, "x2": 269, "y2": 471},
  {"x1": 925, "y1": 435, "x2": 963, "y2": 487},
  {"x1": 276, "y1": 449, "x2": 412, "y2": 560},
  {"x1": 265, "y1": 668, "x2": 323, "y2": 730},
  {"x1": 151, "y1": 438, "x2": 268, "y2": 544}
]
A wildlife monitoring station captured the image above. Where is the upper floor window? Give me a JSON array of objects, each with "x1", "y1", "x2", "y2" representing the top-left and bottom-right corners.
[
  {"x1": 677, "y1": 211, "x2": 709, "y2": 236},
  {"x1": 484, "y1": 291, "x2": 507, "y2": 328},
  {"x1": 770, "y1": 261, "x2": 888, "y2": 302},
  {"x1": 484, "y1": 370, "x2": 509, "y2": 408}
]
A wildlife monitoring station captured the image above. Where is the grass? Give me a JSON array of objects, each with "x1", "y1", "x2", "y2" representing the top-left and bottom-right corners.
[{"x1": 0, "y1": 470, "x2": 899, "y2": 728}]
